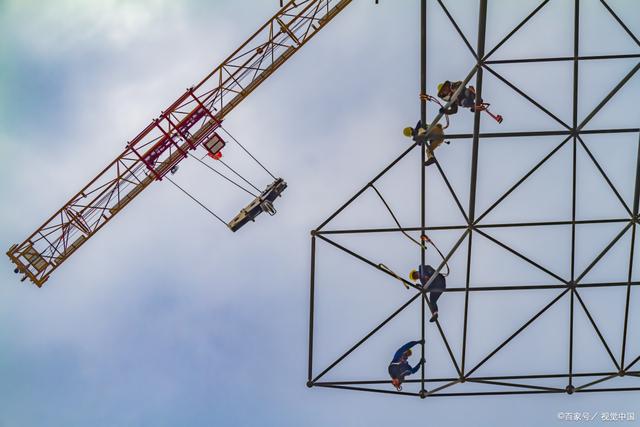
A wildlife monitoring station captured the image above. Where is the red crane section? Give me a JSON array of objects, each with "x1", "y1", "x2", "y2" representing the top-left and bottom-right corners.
[{"x1": 7, "y1": 0, "x2": 353, "y2": 287}]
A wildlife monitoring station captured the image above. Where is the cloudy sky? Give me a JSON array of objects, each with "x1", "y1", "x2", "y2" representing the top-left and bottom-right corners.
[{"x1": 1, "y1": 0, "x2": 639, "y2": 426}]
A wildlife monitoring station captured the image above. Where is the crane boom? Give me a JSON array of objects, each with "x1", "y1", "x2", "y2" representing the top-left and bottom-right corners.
[{"x1": 7, "y1": 0, "x2": 353, "y2": 287}]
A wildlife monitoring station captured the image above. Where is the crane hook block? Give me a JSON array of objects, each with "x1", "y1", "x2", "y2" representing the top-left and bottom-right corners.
[{"x1": 227, "y1": 178, "x2": 287, "y2": 232}]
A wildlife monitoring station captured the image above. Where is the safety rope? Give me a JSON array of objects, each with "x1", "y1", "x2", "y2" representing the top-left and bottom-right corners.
[
  {"x1": 370, "y1": 184, "x2": 426, "y2": 250},
  {"x1": 426, "y1": 238, "x2": 450, "y2": 277},
  {"x1": 421, "y1": 94, "x2": 450, "y2": 129},
  {"x1": 167, "y1": 176, "x2": 227, "y2": 226},
  {"x1": 370, "y1": 184, "x2": 450, "y2": 277},
  {"x1": 423, "y1": 92, "x2": 502, "y2": 124},
  {"x1": 379, "y1": 263, "x2": 410, "y2": 290}
]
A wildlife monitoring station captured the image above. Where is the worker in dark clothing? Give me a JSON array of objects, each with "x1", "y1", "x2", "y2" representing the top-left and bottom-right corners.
[
  {"x1": 409, "y1": 249, "x2": 447, "y2": 322},
  {"x1": 437, "y1": 80, "x2": 480, "y2": 115},
  {"x1": 388, "y1": 339, "x2": 425, "y2": 391},
  {"x1": 436, "y1": 80, "x2": 504, "y2": 123},
  {"x1": 403, "y1": 121, "x2": 449, "y2": 166}
]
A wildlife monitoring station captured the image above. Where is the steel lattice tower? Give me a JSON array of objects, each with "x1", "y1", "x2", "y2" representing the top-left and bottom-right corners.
[{"x1": 307, "y1": 0, "x2": 640, "y2": 398}]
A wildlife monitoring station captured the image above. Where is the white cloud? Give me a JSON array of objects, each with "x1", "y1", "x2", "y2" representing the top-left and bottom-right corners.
[
  {"x1": 1, "y1": 0, "x2": 639, "y2": 425},
  {"x1": 5, "y1": 0, "x2": 185, "y2": 55}
]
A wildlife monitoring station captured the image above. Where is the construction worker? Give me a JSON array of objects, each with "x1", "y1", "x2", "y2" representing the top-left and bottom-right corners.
[
  {"x1": 410, "y1": 239, "x2": 447, "y2": 322},
  {"x1": 435, "y1": 81, "x2": 504, "y2": 123},
  {"x1": 437, "y1": 80, "x2": 480, "y2": 115},
  {"x1": 388, "y1": 339, "x2": 425, "y2": 391},
  {"x1": 403, "y1": 121, "x2": 449, "y2": 166}
]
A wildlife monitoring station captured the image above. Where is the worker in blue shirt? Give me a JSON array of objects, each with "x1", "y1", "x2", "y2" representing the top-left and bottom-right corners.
[{"x1": 388, "y1": 340, "x2": 425, "y2": 391}]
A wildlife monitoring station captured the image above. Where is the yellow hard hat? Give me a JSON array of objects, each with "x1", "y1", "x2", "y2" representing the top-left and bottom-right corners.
[
  {"x1": 409, "y1": 269, "x2": 418, "y2": 281},
  {"x1": 403, "y1": 127, "x2": 414, "y2": 138},
  {"x1": 437, "y1": 82, "x2": 444, "y2": 93}
]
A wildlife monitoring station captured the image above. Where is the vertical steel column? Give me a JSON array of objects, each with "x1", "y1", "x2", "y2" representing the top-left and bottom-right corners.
[
  {"x1": 633, "y1": 130, "x2": 640, "y2": 239},
  {"x1": 307, "y1": 235, "x2": 317, "y2": 387},
  {"x1": 568, "y1": 0, "x2": 580, "y2": 393},
  {"x1": 461, "y1": 0, "x2": 488, "y2": 378},
  {"x1": 468, "y1": 1, "x2": 487, "y2": 222},
  {"x1": 621, "y1": 132, "x2": 640, "y2": 370},
  {"x1": 420, "y1": 0, "x2": 428, "y2": 398}
]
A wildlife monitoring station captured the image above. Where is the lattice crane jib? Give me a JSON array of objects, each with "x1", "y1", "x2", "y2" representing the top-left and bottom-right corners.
[{"x1": 7, "y1": 0, "x2": 353, "y2": 287}]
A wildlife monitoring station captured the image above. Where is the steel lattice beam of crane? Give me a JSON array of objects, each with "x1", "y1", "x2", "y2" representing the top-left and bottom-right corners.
[{"x1": 7, "y1": 0, "x2": 353, "y2": 287}]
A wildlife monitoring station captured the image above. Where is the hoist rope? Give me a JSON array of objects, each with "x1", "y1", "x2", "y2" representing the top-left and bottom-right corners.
[
  {"x1": 219, "y1": 125, "x2": 277, "y2": 180},
  {"x1": 167, "y1": 176, "x2": 227, "y2": 226},
  {"x1": 218, "y1": 159, "x2": 262, "y2": 194},
  {"x1": 188, "y1": 152, "x2": 259, "y2": 198}
]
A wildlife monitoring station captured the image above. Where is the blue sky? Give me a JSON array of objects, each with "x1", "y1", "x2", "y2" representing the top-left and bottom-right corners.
[{"x1": 1, "y1": 0, "x2": 639, "y2": 426}]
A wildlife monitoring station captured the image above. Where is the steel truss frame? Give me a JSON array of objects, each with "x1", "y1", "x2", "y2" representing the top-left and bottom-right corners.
[{"x1": 308, "y1": 0, "x2": 640, "y2": 398}]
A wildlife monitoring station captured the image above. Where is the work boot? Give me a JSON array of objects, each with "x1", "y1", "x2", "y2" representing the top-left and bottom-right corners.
[
  {"x1": 425, "y1": 157, "x2": 436, "y2": 167},
  {"x1": 429, "y1": 311, "x2": 439, "y2": 323}
]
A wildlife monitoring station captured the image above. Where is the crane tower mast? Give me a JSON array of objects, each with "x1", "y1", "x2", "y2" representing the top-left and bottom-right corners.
[{"x1": 7, "y1": 0, "x2": 353, "y2": 287}]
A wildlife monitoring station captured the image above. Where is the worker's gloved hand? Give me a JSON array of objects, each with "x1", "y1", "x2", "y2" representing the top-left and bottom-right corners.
[
  {"x1": 419, "y1": 339, "x2": 425, "y2": 345},
  {"x1": 420, "y1": 357, "x2": 426, "y2": 365}
]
